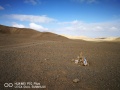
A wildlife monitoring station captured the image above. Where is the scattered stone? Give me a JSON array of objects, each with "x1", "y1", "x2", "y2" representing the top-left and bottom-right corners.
[
  {"x1": 79, "y1": 52, "x2": 84, "y2": 63},
  {"x1": 75, "y1": 59, "x2": 79, "y2": 64},
  {"x1": 44, "y1": 58, "x2": 47, "y2": 60},
  {"x1": 73, "y1": 52, "x2": 89, "y2": 66},
  {"x1": 73, "y1": 78, "x2": 80, "y2": 83},
  {"x1": 77, "y1": 56, "x2": 80, "y2": 59},
  {"x1": 44, "y1": 58, "x2": 49, "y2": 60}
]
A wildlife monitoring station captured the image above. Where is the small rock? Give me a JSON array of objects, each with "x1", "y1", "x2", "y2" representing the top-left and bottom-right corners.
[
  {"x1": 73, "y1": 78, "x2": 80, "y2": 83},
  {"x1": 44, "y1": 58, "x2": 49, "y2": 60},
  {"x1": 44, "y1": 58, "x2": 47, "y2": 60},
  {"x1": 71, "y1": 59, "x2": 74, "y2": 62},
  {"x1": 56, "y1": 75, "x2": 60, "y2": 78},
  {"x1": 75, "y1": 60, "x2": 79, "y2": 64}
]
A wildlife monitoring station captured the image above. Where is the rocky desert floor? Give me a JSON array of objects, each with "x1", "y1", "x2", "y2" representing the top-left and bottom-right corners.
[{"x1": 0, "y1": 34, "x2": 120, "y2": 90}]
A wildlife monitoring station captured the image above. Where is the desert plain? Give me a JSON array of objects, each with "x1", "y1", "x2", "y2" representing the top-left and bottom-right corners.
[{"x1": 0, "y1": 25, "x2": 120, "y2": 90}]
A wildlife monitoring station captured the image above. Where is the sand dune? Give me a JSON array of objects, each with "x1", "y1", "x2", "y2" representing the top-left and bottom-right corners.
[
  {"x1": 62, "y1": 35, "x2": 120, "y2": 42},
  {"x1": 0, "y1": 25, "x2": 40, "y2": 34},
  {"x1": 0, "y1": 25, "x2": 120, "y2": 90},
  {"x1": 0, "y1": 24, "x2": 68, "y2": 41}
]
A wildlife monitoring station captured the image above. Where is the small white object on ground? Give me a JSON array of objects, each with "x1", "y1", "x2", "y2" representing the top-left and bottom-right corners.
[
  {"x1": 83, "y1": 57, "x2": 88, "y2": 66},
  {"x1": 75, "y1": 60, "x2": 79, "y2": 64},
  {"x1": 73, "y1": 78, "x2": 80, "y2": 83}
]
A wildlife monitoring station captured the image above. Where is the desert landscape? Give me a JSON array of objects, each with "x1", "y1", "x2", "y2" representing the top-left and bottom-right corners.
[{"x1": 0, "y1": 25, "x2": 120, "y2": 90}]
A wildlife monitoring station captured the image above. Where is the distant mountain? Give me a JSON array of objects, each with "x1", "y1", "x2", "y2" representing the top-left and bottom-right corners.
[{"x1": 0, "y1": 24, "x2": 68, "y2": 41}]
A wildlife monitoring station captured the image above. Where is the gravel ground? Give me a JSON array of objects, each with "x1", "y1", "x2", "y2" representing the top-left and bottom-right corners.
[{"x1": 0, "y1": 38, "x2": 120, "y2": 90}]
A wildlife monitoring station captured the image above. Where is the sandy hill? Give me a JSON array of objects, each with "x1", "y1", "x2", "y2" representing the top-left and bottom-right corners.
[
  {"x1": 0, "y1": 25, "x2": 40, "y2": 34},
  {"x1": 63, "y1": 35, "x2": 120, "y2": 42},
  {"x1": 0, "y1": 24, "x2": 68, "y2": 41},
  {"x1": 115, "y1": 37, "x2": 120, "y2": 41},
  {"x1": 0, "y1": 25, "x2": 120, "y2": 90}
]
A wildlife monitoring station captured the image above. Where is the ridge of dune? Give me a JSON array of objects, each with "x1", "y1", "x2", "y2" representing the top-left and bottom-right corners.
[
  {"x1": 0, "y1": 24, "x2": 68, "y2": 41},
  {"x1": 0, "y1": 24, "x2": 40, "y2": 34}
]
